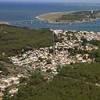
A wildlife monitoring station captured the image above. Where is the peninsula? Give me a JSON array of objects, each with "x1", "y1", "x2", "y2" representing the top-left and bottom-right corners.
[{"x1": 36, "y1": 10, "x2": 100, "y2": 23}]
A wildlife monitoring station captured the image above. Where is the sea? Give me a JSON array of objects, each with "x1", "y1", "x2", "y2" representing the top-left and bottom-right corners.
[{"x1": 0, "y1": 2, "x2": 100, "y2": 31}]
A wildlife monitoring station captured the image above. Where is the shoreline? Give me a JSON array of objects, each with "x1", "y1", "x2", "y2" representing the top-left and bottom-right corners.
[
  {"x1": 36, "y1": 11, "x2": 98, "y2": 24},
  {"x1": 35, "y1": 11, "x2": 72, "y2": 24},
  {"x1": 0, "y1": 21, "x2": 9, "y2": 25}
]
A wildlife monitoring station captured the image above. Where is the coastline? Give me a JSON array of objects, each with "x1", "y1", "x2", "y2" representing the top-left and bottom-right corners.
[
  {"x1": 0, "y1": 21, "x2": 9, "y2": 25},
  {"x1": 35, "y1": 11, "x2": 71, "y2": 24},
  {"x1": 36, "y1": 11, "x2": 98, "y2": 24}
]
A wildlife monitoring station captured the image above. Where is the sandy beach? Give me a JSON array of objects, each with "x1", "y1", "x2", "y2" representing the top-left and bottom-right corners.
[
  {"x1": 0, "y1": 21, "x2": 9, "y2": 25},
  {"x1": 35, "y1": 12, "x2": 71, "y2": 23}
]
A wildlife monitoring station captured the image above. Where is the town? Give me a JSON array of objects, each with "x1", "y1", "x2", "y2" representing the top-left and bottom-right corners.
[{"x1": 0, "y1": 29, "x2": 100, "y2": 98}]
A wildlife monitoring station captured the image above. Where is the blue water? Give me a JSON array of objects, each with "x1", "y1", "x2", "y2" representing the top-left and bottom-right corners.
[{"x1": 0, "y1": 2, "x2": 100, "y2": 31}]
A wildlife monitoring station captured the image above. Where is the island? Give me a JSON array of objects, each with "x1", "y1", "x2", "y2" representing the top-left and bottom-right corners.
[{"x1": 36, "y1": 10, "x2": 100, "y2": 23}]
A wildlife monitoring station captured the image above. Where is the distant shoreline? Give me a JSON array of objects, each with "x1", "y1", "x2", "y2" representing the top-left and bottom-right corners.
[
  {"x1": 0, "y1": 21, "x2": 9, "y2": 25},
  {"x1": 36, "y1": 12, "x2": 72, "y2": 24},
  {"x1": 36, "y1": 11, "x2": 98, "y2": 24}
]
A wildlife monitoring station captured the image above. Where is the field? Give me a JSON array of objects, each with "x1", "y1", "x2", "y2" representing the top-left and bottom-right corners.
[{"x1": 0, "y1": 24, "x2": 53, "y2": 57}]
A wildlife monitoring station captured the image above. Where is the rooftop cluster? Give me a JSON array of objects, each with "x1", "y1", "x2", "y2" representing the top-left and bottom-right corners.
[{"x1": 9, "y1": 30, "x2": 100, "y2": 75}]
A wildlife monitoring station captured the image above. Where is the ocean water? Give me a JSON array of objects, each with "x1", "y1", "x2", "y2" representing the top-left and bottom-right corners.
[{"x1": 0, "y1": 2, "x2": 100, "y2": 31}]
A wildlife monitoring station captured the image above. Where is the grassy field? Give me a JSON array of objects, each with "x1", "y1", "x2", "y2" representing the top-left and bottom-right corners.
[{"x1": 0, "y1": 24, "x2": 53, "y2": 57}]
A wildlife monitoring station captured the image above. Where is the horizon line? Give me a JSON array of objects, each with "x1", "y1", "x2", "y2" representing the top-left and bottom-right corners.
[{"x1": 0, "y1": 1, "x2": 100, "y2": 3}]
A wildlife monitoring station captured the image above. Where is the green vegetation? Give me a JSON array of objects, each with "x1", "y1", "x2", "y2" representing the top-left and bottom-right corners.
[
  {"x1": 3, "y1": 63, "x2": 100, "y2": 100},
  {"x1": 0, "y1": 24, "x2": 53, "y2": 58},
  {"x1": 58, "y1": 11, "x2": 96, "y2": 22},
  {"x1": 0, "y1": 63, "x2": 8, "y2": 75},
  {"x1": 89, "y1": 40, "x2": 100, "y2": 62},
  {"x1": 58, "y1": 14, "x2": 85, "y2": 21}
]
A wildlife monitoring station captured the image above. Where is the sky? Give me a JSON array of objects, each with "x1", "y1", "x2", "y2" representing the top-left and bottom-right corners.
[{"x1": 0, "y1": 0, "x2": 100, "y2": 3}]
